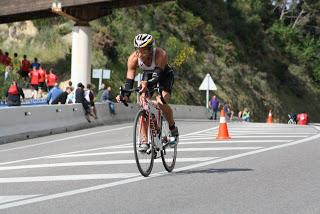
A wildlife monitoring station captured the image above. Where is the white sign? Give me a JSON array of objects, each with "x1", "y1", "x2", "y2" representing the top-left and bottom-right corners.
[
  {"x1": 92, "y1": 69, "x2": 103, "y2": 79},
  {"x1": 103, "y1": 69, "x2": 111, "y2": 79},
  {"x1": 199, "y1": 73, "x2": 217, "y2": 90},
  {"x1": 199, "y1": 73, "x2": 217, "y2": 109}
]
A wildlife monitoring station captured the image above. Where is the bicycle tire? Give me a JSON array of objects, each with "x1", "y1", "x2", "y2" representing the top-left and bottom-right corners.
[
  {"x1": 160, "y1": 116, "x2": 177, "y2": 172},
  {"x1": 133, "y1": 110, "x2": 154, "y2": 177}
]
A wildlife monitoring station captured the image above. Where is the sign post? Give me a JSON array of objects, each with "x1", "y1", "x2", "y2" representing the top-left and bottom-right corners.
[
  {"x1": 199, "y1": 73, "x2": 217, "y2": 108},
  {"x1": 135, "y1": 73, "x2": 143, "y2": 103}
]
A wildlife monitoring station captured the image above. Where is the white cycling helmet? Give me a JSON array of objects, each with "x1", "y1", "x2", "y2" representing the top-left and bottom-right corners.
[{"x1": 134, "y1": 34, "x2": 154, "y2": 48}]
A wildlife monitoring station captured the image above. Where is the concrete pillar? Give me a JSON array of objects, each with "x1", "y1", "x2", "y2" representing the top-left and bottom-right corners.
[{"x1": 71, "y1": 24, "x2": 91, "y2": 87}]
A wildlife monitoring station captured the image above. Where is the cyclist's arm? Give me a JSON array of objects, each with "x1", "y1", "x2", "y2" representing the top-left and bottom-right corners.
[{"x1": 118, "y1": 53, "x2": 137, "y2": 102}]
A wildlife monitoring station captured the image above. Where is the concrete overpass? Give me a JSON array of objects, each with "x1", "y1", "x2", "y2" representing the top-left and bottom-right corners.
[{"x1": 0, "y1": 0, "x2": 172, "y2": 86}]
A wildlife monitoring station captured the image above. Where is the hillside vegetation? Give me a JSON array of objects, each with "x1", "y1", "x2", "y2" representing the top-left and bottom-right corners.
[{"x1": 0, "y1": 0, "x2": 319, "y2": 122}]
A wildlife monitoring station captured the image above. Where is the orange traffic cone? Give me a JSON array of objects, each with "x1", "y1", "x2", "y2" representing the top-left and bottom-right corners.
[
  {"x1": 267, "y1": 110, "x2": 273, "y2": 123},
  {"x1": 216, "y1": 109, "x2": 231, "y2": 140}
]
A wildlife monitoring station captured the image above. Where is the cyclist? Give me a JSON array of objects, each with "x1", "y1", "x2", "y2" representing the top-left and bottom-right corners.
[{"x1": 116, "y1": 33, "x2": 179, "y2": 151}]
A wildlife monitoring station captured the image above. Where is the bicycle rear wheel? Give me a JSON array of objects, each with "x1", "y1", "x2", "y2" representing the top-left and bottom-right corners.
[
  {"x1": 160, "y1": 116, "x2": 177, "y2": 172},
  {"x1": 133, "y1": 110, "x2": 154, "y2": 177}
]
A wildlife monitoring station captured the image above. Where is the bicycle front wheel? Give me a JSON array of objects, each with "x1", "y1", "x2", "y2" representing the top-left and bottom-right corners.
[
  {"x1": 133, "y1": 110, "x2": 154, "y2": 177},
  {"x1": 160, "y1": 116, "x2": 177, "y2": 172}
]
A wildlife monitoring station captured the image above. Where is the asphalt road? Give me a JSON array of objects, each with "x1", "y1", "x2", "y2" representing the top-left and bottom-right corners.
[{"x1": 0, "y1": 120, "x2": 319, "y2": 214}]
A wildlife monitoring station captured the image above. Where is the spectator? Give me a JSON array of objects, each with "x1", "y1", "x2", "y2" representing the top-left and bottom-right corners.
[
  {"x1": 68, "y1": 80, "x2": 73, "y2": 87},
  {"x1": 51, "y1": 86, "x2": 72, "y2": 104},
  {"x1": 38, "y1": 66, "x2": 46, "y2": 97},
  {"x1": 238, "y1": 111, "x2": 243, "y2": 122},
  {"x1": 46, "y1": 83, "x2": 63, "y2": 104},
  {"x1": 75, "y1": 82, "x2": 93, "y2": 122},
  {"x1": 224, "y1": 102, "x2": 234, "y2": 121},
  {"x1": 209, "y1": 95, "x2": 219, "y2": 120},
  {"x1": 101, "y1": 85, "x2": 115, "y2": 115},
  {"x1": 46, "y1": 69, "x2": 58, "y2": 92},
  {"x1": 242, "y1": 108, "x2": 250, "y2": 122},
  {"x1": 3, "y1": 52, "x2": 12, "y2": 66},
  {"x1": 29, "y1": 66, "x2": 40, "y2": 98},
  {"x1": 21, "y1": 55, "x2": 31, "y2": 82},
  {"x1": 4, "y1": 65, "x2": 12, "y2": 81},
  {"x1": 31, "y1": 57, "x2": 41, "y2": 70},
  {"x1": 5, "y1": 81, "x2": 25, "y2": 106},
  {"x1": 85, "y1": 84, "x2": 98, "y2": 119},
  {"x1": 66, "y1": 86, "x2": 75, "y2": 104}
]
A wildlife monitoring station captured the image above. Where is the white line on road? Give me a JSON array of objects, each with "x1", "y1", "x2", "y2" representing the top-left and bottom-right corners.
[
  {"x1": 179, "y1": 136, "x2": 308, "y2": 140},
  {"x1": 0, "y1": 144, "x2": 132, "y2": 166},
  {"x1": 0, "y1": 195, "x2": 41, "y2": 205},
  {"x1": 0, "y1": 157, "x2": 219, "y2": 171},
  {"x1": 0, "y1": 174, "x2": 140, "y2": 183},
  {"x1": 49, "y1": 147, "x2": 261, "y2": 159},
  {"x1": 0, "y1": 125, "x2": 133, "y2": 153},
  {"x1": 0, "y1": 132, "x2": 319, "y2": 210},
  {"x1": 179, "y1": 140, "x2": 291, "y2": 145},
  {"x1": 0, "y1": 126, "x2": 219, "y2": 166}
]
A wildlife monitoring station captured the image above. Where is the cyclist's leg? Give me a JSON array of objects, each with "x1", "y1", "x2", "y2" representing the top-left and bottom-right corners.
[{"x1": 157, "y1": 91, "x2": 179, "y2": 137}]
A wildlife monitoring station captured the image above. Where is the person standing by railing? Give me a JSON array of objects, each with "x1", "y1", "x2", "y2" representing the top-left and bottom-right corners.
[{"x1": 5, "y1": 81, "x2": 25, "y2": 106}]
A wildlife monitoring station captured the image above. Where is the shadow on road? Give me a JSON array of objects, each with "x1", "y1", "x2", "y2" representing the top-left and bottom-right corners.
[{"x1": 174, "y1": 168, "x2": 253, "y2": 175}]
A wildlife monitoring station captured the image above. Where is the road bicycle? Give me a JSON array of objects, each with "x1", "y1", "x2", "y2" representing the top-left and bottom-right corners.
[{"x1": 120, "y1": 85, "x2": 178, "y2": 177}]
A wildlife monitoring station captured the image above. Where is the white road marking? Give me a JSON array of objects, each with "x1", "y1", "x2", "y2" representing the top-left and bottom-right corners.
[
  {"x1": 0, "y1": 128, "x2": 318, "y2": 209},
  {"x1": 0, "y1": 174, "x2": 140, "y2": 183},
  {"x1": 178, "y1": 147, "x2": 263, "y2": 151},
  {"x1": 48, "y1": 147, "x2": 261, "y2": 159},
  {"x1": 179, "y1": 140, "x2": 291, "y2": 145},
  {"x1": 0, "y1": 125, "x2": 133, "y2": 153},
  {"x1": 0, "y1": 195, "x2": 41, "y2": 205},
  {"x1": 0, "y1": 127, "x2": 219, "y2": 166},
  {"x1": 0, "y1": 144, "x2": 132, "y2": 166},
  {"x1": 0, "y1": 157, "x2": 219, "y2": 171},
  {"x1": 179, "y1": 136, "x2": 308, "y2": 141}
]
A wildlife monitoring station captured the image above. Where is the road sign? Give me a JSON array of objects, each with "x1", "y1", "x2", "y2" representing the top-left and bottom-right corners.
[
  {"x1": 199, "y1": 74, "x2": 217, "y2": 108},
  {"x1": 92, "y1": 69, "x2": 111, "y2": 89},
  {"x1": 199, "y1": 73, "x2": 217, "y2": 91},
  {"x1": 103, "y1": 69, "x2": 111, "y2": 79},
  {"x1": 92, "y1": 69, "x2": 103, "y2": 79}
]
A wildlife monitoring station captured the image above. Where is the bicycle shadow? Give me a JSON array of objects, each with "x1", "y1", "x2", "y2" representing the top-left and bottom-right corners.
[{"x1": 173, "y1": 168, "x2": 253, "y2": 175}]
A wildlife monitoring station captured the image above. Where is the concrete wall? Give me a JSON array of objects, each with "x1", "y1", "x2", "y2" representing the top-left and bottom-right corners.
[{"x1": 0, "y1": 103, "x2": 207, "y2": 144}]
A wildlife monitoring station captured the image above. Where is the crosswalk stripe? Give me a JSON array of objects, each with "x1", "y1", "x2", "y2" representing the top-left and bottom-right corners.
[
  {"x1": 0, "y1": 174, "x2": 140, "y2": 183},
  {"x1": 177, "y1": 147, "x2": 262, "y2": 151},
  {"x1": 0, "y1": 195, "x2": 41, "y2": 205},
  {"x1": 49, "y1": 146, "x2": 262, "y2": 159},
  {"x1": 180, "y1": 136, "x2": 307, "y2": 141},
  {"x1": 179, "y1": 140, "x2": 291, "y2": 145},
  {"x1": 0, "y1": 157, "x2": 219, "y2": 171}
]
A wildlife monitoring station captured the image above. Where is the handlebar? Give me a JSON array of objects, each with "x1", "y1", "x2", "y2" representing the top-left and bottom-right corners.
[{"x1": 119, "y1": 80, "x2": 164, "y2": 107}]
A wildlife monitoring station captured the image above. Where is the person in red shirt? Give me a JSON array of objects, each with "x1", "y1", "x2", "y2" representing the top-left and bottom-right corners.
[
  {"x1": 2, "y1": 52, "x2": 12, "y2": 66},
  {"x1": 5, "y1": 81, "x2": 25, "y2": 106},
  {"x1": 29, "y1": 66, "x2": 40, "y2": 98},
  {"x1": 21, "y1": 55, "x2": 31, "y2": 81},
  {"x1": 46, "y1": 68, "x2": 58, "y2": 92},
  {"x1": 38, "y1": 66, "x2": 46, "y2": 97}
]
